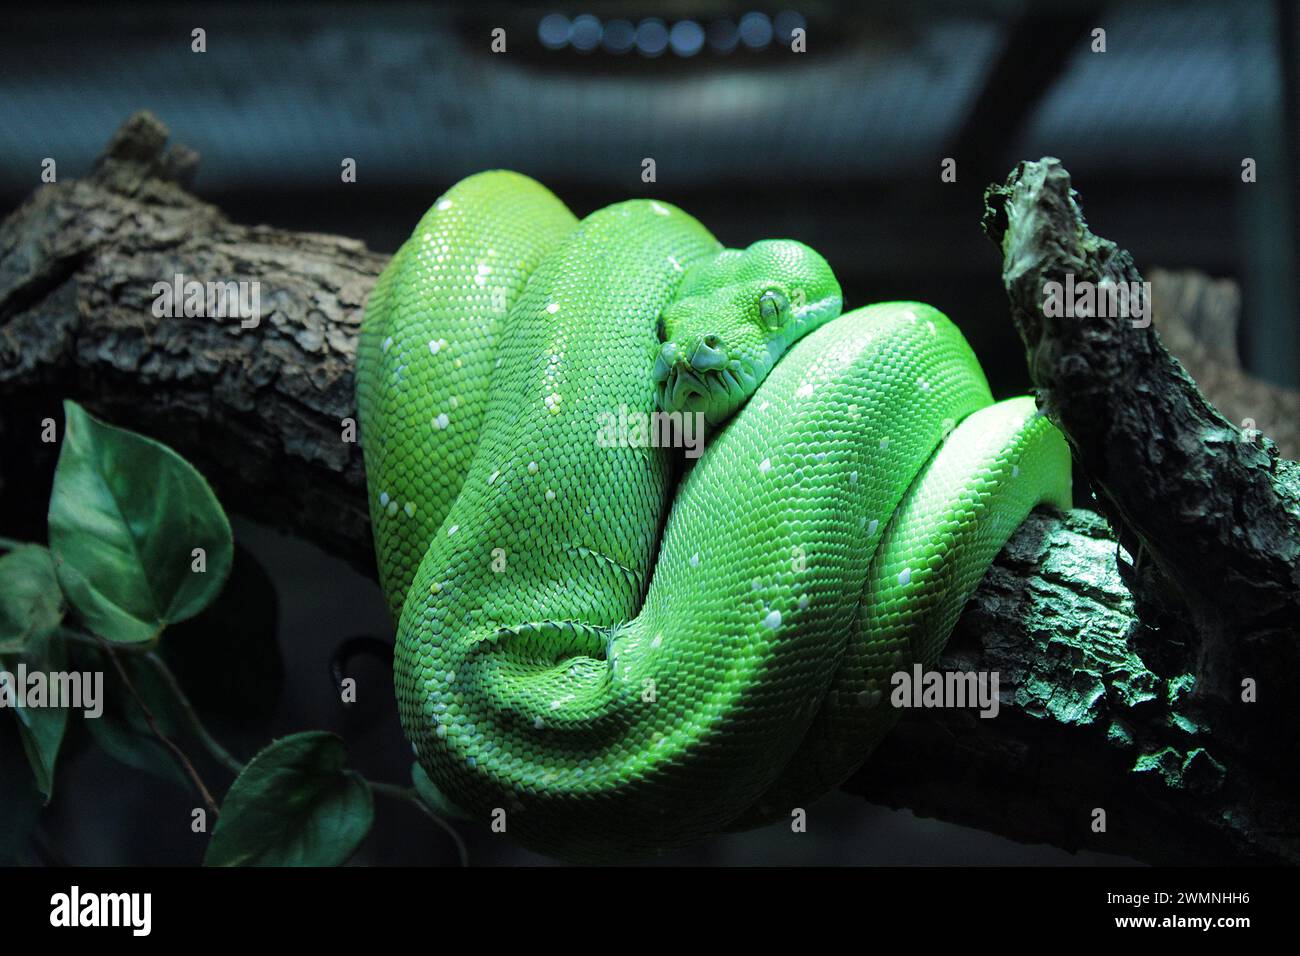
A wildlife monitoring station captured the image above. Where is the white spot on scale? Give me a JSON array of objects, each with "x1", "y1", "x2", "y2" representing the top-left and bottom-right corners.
[
  {"x1": 527, "y1": 461, "x2": 539, "y2": 475},
  {"x1": 796, "y1": 383, "x2": 815, "y2": 399},
  {"x1": 379, "y1": 491, "x2": 390, "y2": 507},
  {"x1": 433, "y1": 413, "x2": 449, "y2": 430},
  {"x1": 879, "y1": 437, "x2": 890, "y2": 450},
  {"x1": 917, "y1": 379, "x2": 931, "y2": 391},
  {"x1": 903, "y1": 309, "x2": 919, "y2": 323},
  {"x1": 759, "y1": 458, "x2": 772, "y2": 474},
  {"x1": 667, "y1": 255, "x2": 683, "y2": 272},
  {"x1": 533, "y1": 716, "x2": 545, "y2": 730},
  {"x1": 650, "y1": 201, "x2": 670, "y2": 216},
  {"x1": 404, "y1": 502, "x2": 416, "y2": 518},
  {"x1": 926, "y1": 320, "x2": 937, "y2": 336},
  {"x1": 382, "y1": 336, "x2": 394, "y2": 353},
  {"x1": 545, "y1": 489, "x2": 556, "y2": 502},
  {"x1": 436, "y1": 724, "x2": 447, "y2": 738},
  {"x1": 546, "y1": 302, "x2": 560, "y2": 314},
  {"x1": 868, "y1": 519, "x2": 879, "y2": 536},
  {"x1": 651, "y1": 633, "x2": 663, "y2": 649},
  {"x1": 436, "y1": 198, "x2": 453, "y2": 211},
  {"x1": 798, "y1": 595, "x2": 810, "y2": 610},
  {"x1": 689, "y1": 552, "x2": 700, "y2": 567},
  {"x1": 850, "y1": 471, "x2": 859, "y2": 484},
  {"x1": 898, "y1": 567, "x2": 912, "y2": 586},
  {"x1": 762, "y1": 609, "x2": 782, "y2": 630},
  {"x1": 448, "y1": 524, "x2": 459, "y2": 536},
  {"x1": 466, "y1": 756, "x2": 477, "y2": 769},
  {"x1": 386, "y1": 501, "x2": 398, "y2": 517},
  {"x1": 1012, "y1": 464, "x2": 1020, "y2": 478},
  {"x1": 488, "y1": 470, "x2": 500, "y2": 485},
  {"x1": 429, "y1": 338, "x2": 446, "y2": 355}
]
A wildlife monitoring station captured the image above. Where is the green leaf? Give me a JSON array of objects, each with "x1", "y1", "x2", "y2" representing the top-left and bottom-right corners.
[
  {"x1": 48, "y1": 401, "x2": 233, "y2": 644},
  {"x1": 0, "y1": 545, "x2": 65, "y2": 655},
  {"x1": 205, "y1": 732, "x2": 373, "y2": 867},
  {"x1": 1, "y1": 632, "x2": 70, "y2": 800},
  {"x1": 412, "y1": 761, "x2": 471, "y2": 820}
]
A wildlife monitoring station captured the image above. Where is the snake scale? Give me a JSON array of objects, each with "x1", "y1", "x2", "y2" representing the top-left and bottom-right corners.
[{"x1": 356, "y1": 171, "x2": 1072, "y2": 861}]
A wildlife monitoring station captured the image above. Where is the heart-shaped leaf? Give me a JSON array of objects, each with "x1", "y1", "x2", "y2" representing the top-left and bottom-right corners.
[
  {"x1": 204, "y1": 731, "x2": 373, "y2": 867},
  {"x1": 48, "y1": 401, "x2": 232, "y2": 644}
]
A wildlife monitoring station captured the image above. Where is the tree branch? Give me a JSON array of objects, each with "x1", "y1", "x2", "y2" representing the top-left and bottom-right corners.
[
  {"x1": 0, "y1": 112, "x2": 382, "y2": 571},
  {"x1": 3, "y1": 116, "x2": 1297, "y2": 864},
  {"x1": 981, "y1": 159, "x2": 1300, "y2": 703}
]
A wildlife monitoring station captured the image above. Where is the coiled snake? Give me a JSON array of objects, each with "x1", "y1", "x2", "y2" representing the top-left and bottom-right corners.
[{"x1": 356, "y1": 171, "x2": 1071, "y2": 860}]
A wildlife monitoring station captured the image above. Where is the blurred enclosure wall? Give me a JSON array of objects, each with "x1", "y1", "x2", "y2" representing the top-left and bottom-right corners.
[{"x1": 2, "y1": 0, "x2": 1297, "y2": 391}]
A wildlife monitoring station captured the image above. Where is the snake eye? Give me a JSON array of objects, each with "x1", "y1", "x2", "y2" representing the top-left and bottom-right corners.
[{"x1": 758, "y1": 290, "x2": 790, "y2": 331}]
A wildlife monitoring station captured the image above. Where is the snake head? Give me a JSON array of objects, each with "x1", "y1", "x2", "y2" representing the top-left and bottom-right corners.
[{"x1": 654, "y1": 239, "x2": 841, "y2": 426}]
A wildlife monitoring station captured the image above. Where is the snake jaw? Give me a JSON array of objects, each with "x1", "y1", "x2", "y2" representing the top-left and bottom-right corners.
[
  {"x1": 652, "y1": 342, "x2": 678, "y2": 386},
  {"x1": 656, "y1": 354, "x2": 761, "y2": 426}
]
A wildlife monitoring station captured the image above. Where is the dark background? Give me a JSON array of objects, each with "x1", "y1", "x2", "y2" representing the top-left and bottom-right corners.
[{"x1": 2, "y1": 0, "x2": 1294, "y2": 865}]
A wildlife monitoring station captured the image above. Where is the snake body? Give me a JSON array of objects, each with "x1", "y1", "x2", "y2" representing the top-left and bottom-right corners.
[{"x1": 357, "y1": 172, "x2": 1072, "y2": 860}]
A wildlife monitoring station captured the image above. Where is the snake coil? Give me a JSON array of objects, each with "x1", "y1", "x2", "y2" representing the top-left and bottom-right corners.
[{"x1": 357, "y1": 172, "x2": 1071, "y2": 860}]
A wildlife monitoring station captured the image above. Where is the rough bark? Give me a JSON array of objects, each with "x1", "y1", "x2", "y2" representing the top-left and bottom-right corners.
[
  {"x1": 2, "y1": 116, "x2": 1297, "y2": 864},
  {"x1": 0, "y1": 113, "x2": 383, "y2": 571},
  {"x1": 982, "y1": 160, "x2": 1300, "y2": 697}
]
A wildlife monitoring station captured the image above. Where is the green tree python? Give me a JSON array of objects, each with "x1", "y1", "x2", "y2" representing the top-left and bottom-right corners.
[{"x1": 356, "y1": 171, "x2": 1072, "y2": 861}]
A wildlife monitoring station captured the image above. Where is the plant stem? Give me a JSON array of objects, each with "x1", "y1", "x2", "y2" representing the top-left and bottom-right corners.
[
  {"x1": 92, "y1": 634, "x2": 221, "y2": 819},
  {"x1": 142, "y1": 651, "x2": 244, "y2": 775},
  {"x1": 58, "y1": 626, "x2": 150, "y2": 654},
  {"x1": 370, "y1": 782, "x2": 469, "y2": 867},
  {"x1": 62, "y1": 625, "x2": 468, "y2": 863}
]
